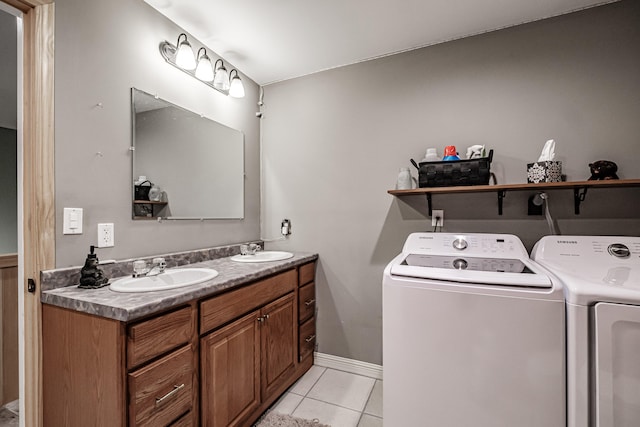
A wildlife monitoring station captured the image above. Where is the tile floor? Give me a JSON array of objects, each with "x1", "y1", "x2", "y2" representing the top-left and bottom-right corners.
[
  {"x1": 0, "y1": 400, "x2": 18, "y2": 427},
  {"x1": 271, "y1": 366, "x2": 383, "y2": 427}
]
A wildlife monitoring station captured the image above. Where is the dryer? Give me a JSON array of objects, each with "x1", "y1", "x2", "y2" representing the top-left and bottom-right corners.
[
  {"x1": 532, "y1": 235, "x2": 640, "y2": 427},
  {"x1": 383, "y1": 232, "x2": 565, "y2": 427}
]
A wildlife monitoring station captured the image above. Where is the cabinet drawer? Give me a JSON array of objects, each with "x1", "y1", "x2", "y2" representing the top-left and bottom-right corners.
[
  {"x1": 298, "y1": 282, "x2": 315, "y2": 324},
  {"x1": 170, "y1": 411, "x2": 194, "y2": 427},
  {"x1": 299, "y1": 317, "x2": 316, "y2": 362},
  {"x1": 200, "y1": 269, "x2": 296, "y2": 334},
  {"x1": 128, "y1": 306, "x2": 194, "y2": 368},
  {"x1": 298, "y1": 262, "x2": 315, "y2": 287},
  {"x1": 128, "y1": 345, "x2": 193, "y2": 427}
]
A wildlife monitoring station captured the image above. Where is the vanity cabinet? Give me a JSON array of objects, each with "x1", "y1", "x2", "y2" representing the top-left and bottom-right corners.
[
  {"x1": 200, "y1": 270, "x2": 297, "y2": 427},
  {"x1": 126, "y1": 306, "x2": 198, "y2": 426},
  {"x1": 42, "y1": 260, "x2": 317, "y2": 427},
  {"x1": 298, "y1": 262, "x2": 317, "y2": 363}
]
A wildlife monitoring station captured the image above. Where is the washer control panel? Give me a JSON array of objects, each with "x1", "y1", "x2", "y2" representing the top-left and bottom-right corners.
[
  {"x1": 402, "y1": 232, "x2": 527, "y2": 258},
  {"x1": 533, "y1": 235, "x2": 640, "y2": 262}
]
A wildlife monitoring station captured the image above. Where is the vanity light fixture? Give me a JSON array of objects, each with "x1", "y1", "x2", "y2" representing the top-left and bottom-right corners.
[
  {"x1": 159, "y1": 36, "x2": 244, "y2": 97},
  {"x1": 195, "y1": 48, "x2": 214, "y2": 82},
  {"x1": 213, "y1": 59, "x2": 230, "y2": 91},
  {"x1": 229, "y1": 69, "x2": 245, "y2": 98},
  {"x1": 174, "y1": 33, "x2": 196, "y2": 70}
]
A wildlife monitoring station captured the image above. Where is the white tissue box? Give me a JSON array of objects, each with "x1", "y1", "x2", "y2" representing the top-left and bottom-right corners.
[{"x1": 527, "y1": 161, "x2": 562, "y2": 183}]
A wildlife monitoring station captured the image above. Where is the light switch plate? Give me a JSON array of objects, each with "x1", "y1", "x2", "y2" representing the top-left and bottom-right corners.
[{"x1": 63, "y1": 208, "x2": 83, "y2": 235}]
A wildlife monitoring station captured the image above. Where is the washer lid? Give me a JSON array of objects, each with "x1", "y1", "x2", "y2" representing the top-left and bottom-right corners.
[
  {"x1": 532, "y1": 235, "x2": 640, "y2": 305},
  {"x1": 391, "y1": 232, "x2": 551, "y2": 288},
  {"x1": 390, "y1": 255, "x2": 552, "y2": 288}
]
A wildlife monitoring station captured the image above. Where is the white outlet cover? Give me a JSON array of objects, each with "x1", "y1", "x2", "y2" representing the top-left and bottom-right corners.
[
  {"x1": 63, "y1": 208, "x2": 83, "y2": 235},
  {"x1": 431, "y1": 209, "x2": 444, "y2": 227},
  {"x1": 97, "y1": 223, "x2": 114, "y2": 248}
]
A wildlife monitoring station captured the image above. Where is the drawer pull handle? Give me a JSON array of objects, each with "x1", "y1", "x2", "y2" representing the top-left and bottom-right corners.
[
  {"x1": 304, "y1": 299, "x2": 316, "y2": 306},
  {"x1": 155, "y1": 384, "x2": 185, "y2": 407},
  {"x1": 305, "y1": 334, "x2": 316, "y2": 343}
]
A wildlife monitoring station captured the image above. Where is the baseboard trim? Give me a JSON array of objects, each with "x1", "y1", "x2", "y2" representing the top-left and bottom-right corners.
[{"x1": 313, "y1": 352, "x2": 383, "y2": 380}]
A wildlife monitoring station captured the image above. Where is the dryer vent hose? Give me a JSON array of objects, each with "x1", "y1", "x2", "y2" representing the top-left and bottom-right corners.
[{"x1": 536, "y1": 192, "x2": 559, "y2": 235}]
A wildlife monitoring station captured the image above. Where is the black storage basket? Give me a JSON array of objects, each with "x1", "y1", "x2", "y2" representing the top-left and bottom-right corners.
[
  {"x1": 418, "y1": 149, "x2": 493, "y2": 188},
  {"x1": 134, "y1": 180, "x2": 152, "y2": 200}
]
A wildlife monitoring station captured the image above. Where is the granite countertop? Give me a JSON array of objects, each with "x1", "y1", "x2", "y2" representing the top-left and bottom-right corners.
[{"x1": 41, "y1": 252, "x2": 318, "y2": 323}]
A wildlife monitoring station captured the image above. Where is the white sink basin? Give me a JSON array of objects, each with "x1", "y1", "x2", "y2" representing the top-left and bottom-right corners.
[
  {"x1": 230, "y1": 251, "x2": 294, "y2": 263},
  {"x1": 110, "y1": 267, "x2": 218, "y2": 293}
]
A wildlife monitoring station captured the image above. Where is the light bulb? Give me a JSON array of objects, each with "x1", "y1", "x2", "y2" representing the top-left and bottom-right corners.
[
  {"x1": 175, "y1": 34, "x2": 196, "y2": 70},
  {"x1": 213, "y1": 60, "x2": 230, "y2": 91},
  {"x1": 229, "y1": 72, "x2": 245, "y2": 98},
  {"x1": 195, "y1": 48, "x2": 214, "y2": 81}
]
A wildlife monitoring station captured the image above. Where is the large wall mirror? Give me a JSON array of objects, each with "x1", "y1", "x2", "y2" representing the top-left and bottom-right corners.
[{"x1": 131, "y1": 88, "x2": 244, "y2": 220}]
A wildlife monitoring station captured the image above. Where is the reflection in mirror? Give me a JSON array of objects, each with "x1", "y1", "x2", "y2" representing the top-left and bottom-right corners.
[{"x1": 131, "y1": 88, "x2": 244, "y2": 220}]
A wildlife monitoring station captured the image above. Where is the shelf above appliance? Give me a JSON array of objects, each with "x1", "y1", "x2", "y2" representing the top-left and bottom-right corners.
[{"x1": 388, "y1": 179, "x2": 640, "y2": 216}]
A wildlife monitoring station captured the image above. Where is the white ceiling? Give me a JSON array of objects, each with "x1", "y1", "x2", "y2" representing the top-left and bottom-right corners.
[{"x1": 145, "y1": 0, "x2": 614, "y2": 86}]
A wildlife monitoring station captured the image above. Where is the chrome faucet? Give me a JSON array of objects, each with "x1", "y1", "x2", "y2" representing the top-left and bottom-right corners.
[
  {"x1": 132, "y1": 257, "x2": 166, "y2": 278},
  {"x1": 147, "y1": 257, "x2": 167, "y2": 276},
  {"x1": 240, "y1": 243, "x2": 262, "y2": 256}
]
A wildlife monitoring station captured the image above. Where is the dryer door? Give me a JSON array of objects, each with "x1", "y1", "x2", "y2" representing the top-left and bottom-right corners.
[{"x1": 594, "y1": 302, "x2": 640, "y2": 426}]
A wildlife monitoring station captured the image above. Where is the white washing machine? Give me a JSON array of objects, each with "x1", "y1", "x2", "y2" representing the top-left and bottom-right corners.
[
  {"x1": 532, "y1": 235, "x2": 640, "y2": 427},
  {"x1": 383, "y1": 232, "x2": 565, "y2": 427}
]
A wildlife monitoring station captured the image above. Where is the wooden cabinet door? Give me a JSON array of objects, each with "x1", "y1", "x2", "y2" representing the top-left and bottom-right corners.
[
  {"x1": 200, "y1": 310, "x2": 261, "y2": 427},
  {"x1": 261, "y1": 293, "x2": 296, "y2": 398}
]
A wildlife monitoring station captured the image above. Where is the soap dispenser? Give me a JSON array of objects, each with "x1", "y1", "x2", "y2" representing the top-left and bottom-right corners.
[{"x1": 78, "y1": 245, "x2": 109, "y2": 289}]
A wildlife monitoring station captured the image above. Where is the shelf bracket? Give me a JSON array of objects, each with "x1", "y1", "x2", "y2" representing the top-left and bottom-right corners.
[
  {"x1": 574, "y1": 187, "x2": 588, "y2": 215},
  {"x1": 426, "y1": 193, "x2": 433, "y2": 217},
  {"x1": 497, "y1": 190, "x2": 507, "y2": 215}
]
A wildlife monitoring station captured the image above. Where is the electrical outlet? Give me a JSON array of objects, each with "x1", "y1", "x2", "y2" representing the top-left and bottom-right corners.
[
  {"x1": 97, "y1": 223, "x2": 114, "y2": 248},
  {"x1": 431, "y1": 209, "x2": 444, "y2": 227}
]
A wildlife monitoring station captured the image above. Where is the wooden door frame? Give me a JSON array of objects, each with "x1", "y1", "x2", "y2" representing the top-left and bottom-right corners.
[{"x1": 2, "y1": 0, "x2": 54, "y2": 426}]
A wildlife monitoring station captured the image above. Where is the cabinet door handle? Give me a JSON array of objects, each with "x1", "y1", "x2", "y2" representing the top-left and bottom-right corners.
[
  {"x1": 155, "y1": 383, "x2": 185, "y2": 407},
  {"x1": 257, "y1": 316, "x2": 265, "y2": 323},
  {"x1": 304, "y1": 299, "x2": 316, "y2": 306},
  {"x1": 305, "y1": 334, "x2": 316, "y2": 343}
]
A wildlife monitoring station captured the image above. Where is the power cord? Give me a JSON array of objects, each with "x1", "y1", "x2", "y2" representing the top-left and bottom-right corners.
[{"x1": 433, "y1": 216, "x2": 442, "y2": 232}]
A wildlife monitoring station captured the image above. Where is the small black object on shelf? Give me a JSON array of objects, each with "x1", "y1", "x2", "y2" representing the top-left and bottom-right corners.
[
  {"x1": 134, "y1": 180, "x2": 152, "y2": 200},
  {"x1": 588, "y1": 160, "x2": 619, "y2": 180},
  {"x1": 78, "y1": 245, "x2": 109, "y2": 289}
]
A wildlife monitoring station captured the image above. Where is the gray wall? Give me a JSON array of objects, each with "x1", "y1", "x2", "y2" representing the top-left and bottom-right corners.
[
  {"x1": 261, "y1": 0, "x2": 640, "y2": 364},
  {"x1": 0, "y1": 10, "x2": 16, "y2": 254},
  {"x1": 55, "y1": 0, "x2": 261, "y2": 266},
  {"x1": 0, "y1": 128, "x2": 17, "y2": 254},
  {"x1": 0, "y1": 10, "x2": 16, "y2": 130}
]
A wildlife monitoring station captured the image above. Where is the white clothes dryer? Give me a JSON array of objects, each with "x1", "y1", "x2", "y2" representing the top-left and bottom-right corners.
[
  {"x1": 532, "y1": 235, "x2": 640, "y2": 427},
  {"x1": 383, "y1": 232, "x2": 565, "y2": 427}
]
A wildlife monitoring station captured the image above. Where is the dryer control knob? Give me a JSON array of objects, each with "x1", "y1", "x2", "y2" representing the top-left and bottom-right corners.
[
  {"x1": 608, "y1": 243, "x2": 630, "y2": 258},
  {"x1": 452, "y1": 238, "x2": 468, "y2": 250}
]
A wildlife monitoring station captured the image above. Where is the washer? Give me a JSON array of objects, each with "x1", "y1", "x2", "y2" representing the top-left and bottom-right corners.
[
  {"x1": 383, "y1": 232, "x2": 565, "y2": 427},
  {"x1": 532, "y1": 235, "x2": 640, "y2": 427}
]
